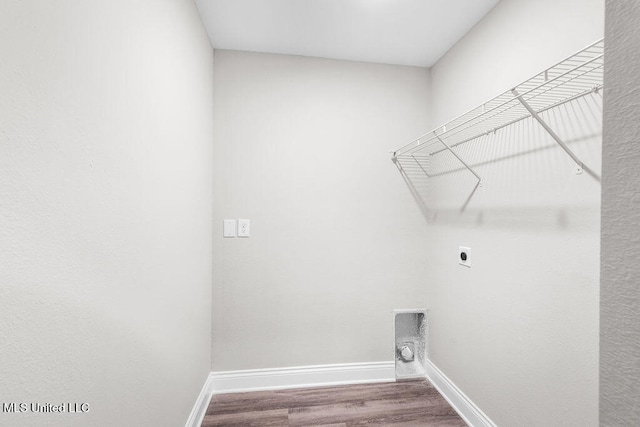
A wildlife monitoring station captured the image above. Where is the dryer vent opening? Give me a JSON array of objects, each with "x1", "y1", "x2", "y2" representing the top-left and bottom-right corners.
[{"x1": 394, "y1": 309, "x2": 427, "y2": 381}]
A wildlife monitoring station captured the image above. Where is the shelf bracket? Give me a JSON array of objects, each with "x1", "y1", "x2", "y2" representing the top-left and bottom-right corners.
[
  {"x1": 512, "y1": 89, "x2": 600, "y2": 180},
  {"x1": 411, "y1": 154, "x2": 430, "y2": 178},
  {"x1": 432, "y1": 132, "x2": 482, "y2": 186},
  {"x1": 432, "y1": 132, "x2": 482, "y2": 212}
]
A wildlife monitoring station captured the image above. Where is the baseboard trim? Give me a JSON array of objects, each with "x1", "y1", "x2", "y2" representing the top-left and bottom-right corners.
[
  {"x1": 188, "y1": 360, "x2": 494, "y2": 426},
  {"x1": 424, "y1": 359, "x2": 496, "y2": 427},
  {"x1": 210, "y1": 361, "x2": 396, "y2": 394},
  {"x1": 185, "y1": 372, "x2": 214, "y2": 427}
]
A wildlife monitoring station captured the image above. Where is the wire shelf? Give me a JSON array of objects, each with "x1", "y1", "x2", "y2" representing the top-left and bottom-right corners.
[{"x1": 392, "y1": 39, "x2": 604, "y2": 179}]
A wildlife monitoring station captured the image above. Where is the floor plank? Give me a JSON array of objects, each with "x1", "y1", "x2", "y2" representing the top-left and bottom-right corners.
[
  {"x1": 201, "y1": 380, "x2": 467, "y2": 426},
  {"x1": 347, "y1": 417, "x2": 466, "y2": 427},
  {"x1": 288, "y1": 397, "x2": 459, "y2": 426},
  {"x1": 202, "y1": 408, "x2": 289, "y2": 426},
  {"x1": 207, "y1": 381, "x2": 441, "y2": 415}
]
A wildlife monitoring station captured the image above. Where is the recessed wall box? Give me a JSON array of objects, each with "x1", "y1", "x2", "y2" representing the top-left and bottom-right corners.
[{"x1": 394, "y1": 309, "x2": 427, "y2": 381}]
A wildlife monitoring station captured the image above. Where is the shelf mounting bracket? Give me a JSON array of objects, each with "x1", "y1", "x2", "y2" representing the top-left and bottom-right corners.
[
  {"x1": 512, "y1": 89, "x2": 600, "y2": 180},
  {"x1": 432, "y1": 131, "x2": 483, "y2": 212},
  {"x1": 432, "y1": 132, "x2": 482, "y2": 186},
  {"x1": 411, "y1": 155, "x2": 430, "y2": 178}
]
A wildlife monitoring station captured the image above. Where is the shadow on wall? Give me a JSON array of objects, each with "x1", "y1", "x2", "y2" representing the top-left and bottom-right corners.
[{"x1": 393, "y1": 91, "x2": 603, "y2": 230}]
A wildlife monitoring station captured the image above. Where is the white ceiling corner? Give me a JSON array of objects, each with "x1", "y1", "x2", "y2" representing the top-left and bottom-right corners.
[{"x1": 194, "y1": 0, "x2": 499, "y2": 67}]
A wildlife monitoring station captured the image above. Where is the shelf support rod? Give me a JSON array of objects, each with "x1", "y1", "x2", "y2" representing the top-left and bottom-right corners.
[
  {"x1": 432, "y1": 132, "x2": 482, "y2": 185},
  {"x1": 512, "y1": 88, "x2": 599, "y2": 181},
  {"x1": 411, "y1": 155, "x2": 430, "y2": 178}
]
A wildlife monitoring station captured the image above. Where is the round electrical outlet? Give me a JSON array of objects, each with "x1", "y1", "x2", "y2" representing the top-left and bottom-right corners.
[{"x1": 458, "y1": 246, "x2": 471, "y2": 267}]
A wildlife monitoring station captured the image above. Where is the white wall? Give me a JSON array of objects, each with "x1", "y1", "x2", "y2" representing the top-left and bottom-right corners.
[
  {"x1": 430, "y1": 0, "x2": 605, "y2": 127},
  {"x1": 601, "y1": 1, "x2": 640, "y2": 425},
  {"x1": 212, "y1": 51, "x2": 430, "y2": 370},
  {"x1": 424, "y1": 0, "x2": 604, "y2": 426},
  {"x1": 0, "y1": 1, "x2": 213, "y2": 426}
]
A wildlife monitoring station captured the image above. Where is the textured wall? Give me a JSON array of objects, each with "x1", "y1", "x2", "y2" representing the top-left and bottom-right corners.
[
  {"x1": 212, "y1": 51, "x2": 430, "y2": 370},
  {"x1": 600, "y1": 1, "x2": 640, "y2": 425},
  {"x1": 0, "y1": 1, "x2": 213, "y2": 426},
  {"x1": 425, "y1": 0, "x2": 604, "y2": 425}
]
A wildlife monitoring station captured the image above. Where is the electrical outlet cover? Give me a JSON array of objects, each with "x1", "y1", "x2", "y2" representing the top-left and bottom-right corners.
[
  {"x1": 459, "y1": 246, "x2": 471, "y2": 267},
  {"x1": 238, "y1": 219, "x2": 250, "y2": 237}
]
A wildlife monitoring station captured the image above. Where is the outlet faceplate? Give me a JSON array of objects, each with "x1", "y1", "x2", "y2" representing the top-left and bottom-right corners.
[
  {"x1": 459, "y1": 246, "x2": 471, "y2": 267},
  {"x1": 238, "y1": 219, "x2": 250, "y2": 237}
]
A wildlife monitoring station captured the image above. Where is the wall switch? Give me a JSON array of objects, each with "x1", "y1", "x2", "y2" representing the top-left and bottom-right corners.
[
  {"x1": 223, "y1": 220, "x2": 237, "y2": 237},
  {"x1": 238, "y1": 219, "x2": 250, "y2": 237},
  {"x1": 459, "y1": 246, "x2": 471, "y2": 268}
]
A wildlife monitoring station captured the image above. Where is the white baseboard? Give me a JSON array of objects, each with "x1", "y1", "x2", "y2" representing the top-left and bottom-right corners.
[
  {"x1": 210, "y1": 361, "x2": 395, "y2": 394},
  {"x1": 424, "y1": 359, "x2": 496, "y2": 427},
  {"x1": 185, "y1": 372, "x2": 214, "y2": 427},
  {"x1": 188, "y1": 360, "x2": 494, "y2": 427}
]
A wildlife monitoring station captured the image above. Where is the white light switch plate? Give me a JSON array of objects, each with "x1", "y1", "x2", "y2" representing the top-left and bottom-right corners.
[
  {"x1": 238, "y1": 219, "x2": 250, "y2": 237},
  {"x1": 223, "y1": 220, "x2": 237, "y2": 238}
]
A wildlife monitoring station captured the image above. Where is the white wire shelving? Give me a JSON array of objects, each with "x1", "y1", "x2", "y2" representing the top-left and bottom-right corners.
[{"x1": 392, "y1": 39, "x2": 604, "y2": 186}]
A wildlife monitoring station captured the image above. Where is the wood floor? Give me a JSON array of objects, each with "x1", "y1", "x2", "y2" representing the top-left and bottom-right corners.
[{"x1": 201, "y1": 380, "x2": 467, "y2": 426}]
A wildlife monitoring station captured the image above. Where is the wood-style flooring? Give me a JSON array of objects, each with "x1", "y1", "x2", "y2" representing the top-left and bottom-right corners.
[{"x1": 201, "y1": 380, "x2": 467, "y2": 426}]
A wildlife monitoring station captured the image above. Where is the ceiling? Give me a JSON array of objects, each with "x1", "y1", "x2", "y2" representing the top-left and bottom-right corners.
[{"x1": 194, "y1": 0, "x2": 499, "y2": 67}]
